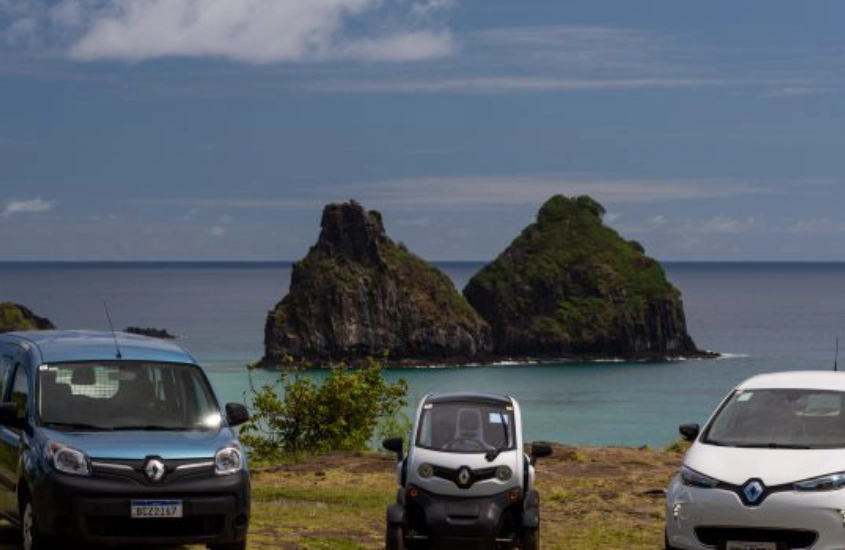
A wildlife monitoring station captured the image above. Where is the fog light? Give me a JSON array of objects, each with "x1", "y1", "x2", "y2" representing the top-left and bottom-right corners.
[
  {"x1": 408, "y1": 487, "x2": 419, "y2": 499},
  {"x1": 673, "y1": 502, "x2": 683, "y2": 521},
  {"x1": 508, "y1": 489, "x2": 520, "y2": 502}
]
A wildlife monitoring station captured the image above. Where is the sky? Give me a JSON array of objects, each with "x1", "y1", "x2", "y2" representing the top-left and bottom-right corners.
[{"x1": 1, "y1": 0, "x2": 844, "y2": 261}]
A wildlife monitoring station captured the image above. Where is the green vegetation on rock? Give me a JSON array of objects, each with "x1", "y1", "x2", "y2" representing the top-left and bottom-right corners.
[
  {"x1": 0, "y1": 302, "x2": 54, "y2": 333},
  {"x1": 263, "y1": 201, "x2": 491, "y2": 365},
  {"x1": 464, "y1": 194, "x2": 703, "y2": 359}
]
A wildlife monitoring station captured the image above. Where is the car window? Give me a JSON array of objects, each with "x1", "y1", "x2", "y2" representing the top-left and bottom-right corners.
[
  {"x1": 417, "y1": 401, "x2": 515, "y2": 453},
  {"x1": 38, "y1": 361, "x2": 222, "y2": 431},
  {"x1": 10, "y1": 365, "x2": 29, "y2": 425},
  {"x1": 704, "y1": 389, "x2": 845, "y2": 448},
  {"x1": 0, "y1": 354, "x2": 12, "y2": 401}
]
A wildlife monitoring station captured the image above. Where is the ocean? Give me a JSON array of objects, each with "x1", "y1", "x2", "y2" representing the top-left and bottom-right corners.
[{"x1": 2, "y1": 261, "x2": 844, "y2": 448}]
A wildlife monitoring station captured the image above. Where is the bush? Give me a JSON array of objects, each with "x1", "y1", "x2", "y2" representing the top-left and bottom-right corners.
[{"x1": 240, "y1": 358, "x2": 409, "y2": 462}]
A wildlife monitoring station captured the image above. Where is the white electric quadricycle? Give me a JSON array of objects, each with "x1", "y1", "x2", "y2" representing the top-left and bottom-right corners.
[{"x1": 383, "y1": 392, "x2": 551, "y2": 550}]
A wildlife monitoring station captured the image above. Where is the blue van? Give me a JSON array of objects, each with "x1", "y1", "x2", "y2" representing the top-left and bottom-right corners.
[{"x1": 0, "y1": 330, "x2": 250, "y2": 550}]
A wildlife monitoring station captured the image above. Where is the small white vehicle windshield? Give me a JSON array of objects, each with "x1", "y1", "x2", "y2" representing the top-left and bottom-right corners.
[
  {"x1": 416, "y1": 401, "x2": 515, "y2": 453},
  {"x1": 704, "y1": 389, "x2": 845, "y2": 449},
  {"x1": 38, "y1": 362, "x2": 222, "y2": 431}
]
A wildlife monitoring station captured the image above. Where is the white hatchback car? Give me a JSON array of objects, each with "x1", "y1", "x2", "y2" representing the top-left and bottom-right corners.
[{"x1": 667, "y1": 371, "x2": 845, "y2": 550}]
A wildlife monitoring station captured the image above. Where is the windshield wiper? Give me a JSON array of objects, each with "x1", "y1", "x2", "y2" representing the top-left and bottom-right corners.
[
  {"x1": 737, "y1": 443, "x2": 811, "y2": 449},
  {"x1": 485, "y1": 412, "x2": 510, "y2": 462},
  {"x1": 42, "y1": 421, "x2": 112, "y2": 432},
  {"x1": 111, "y1": 425, "x2": 185, "y2": 431}
]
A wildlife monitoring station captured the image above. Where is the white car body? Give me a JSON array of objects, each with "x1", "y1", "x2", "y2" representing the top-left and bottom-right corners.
[{"x1": 667, "y1": 371, "x2": 845, "y2": 550}]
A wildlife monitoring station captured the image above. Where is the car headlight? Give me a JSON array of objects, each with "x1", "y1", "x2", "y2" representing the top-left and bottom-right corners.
[
  {"x1": 495, "y1": 465, "x2": 512, "y2": 481},
  {"x1": 680, "y1": 466, "x2": 718, "y2": 488},
  {"x1": 214, "y1": 446, "x2": 243, "y2": 476},
  {"x1": 46, "y1": 442, "x2": 90, "y2": 477},
  {"x1": 794, "y1": 472, "x2": 845, "y2": 492},
  {"x1": 418, "y1": 463, "x2": 434, "y2": 479}
]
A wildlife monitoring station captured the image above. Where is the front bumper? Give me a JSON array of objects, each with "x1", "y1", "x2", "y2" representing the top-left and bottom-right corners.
[
  {"x1": 667, "y1": 475, "x2": 845, "y2": 550},
  {"x1": 397, "y1": 486, "x2": 526, "y2": 549},
  {"x1": 30, "y1": 465, "x2": 250, "y2": 547}
]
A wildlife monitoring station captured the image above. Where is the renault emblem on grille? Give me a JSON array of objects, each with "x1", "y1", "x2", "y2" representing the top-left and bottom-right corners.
[
  {"x1": 457, "y1": 467, "x2": 471, "y2": 487},
  {"x1": 144, "y1": 458, "x2": 166, "y2": 482},
  {"x1": 743, "y1": 480, "x2": 764, "y2": 504}
]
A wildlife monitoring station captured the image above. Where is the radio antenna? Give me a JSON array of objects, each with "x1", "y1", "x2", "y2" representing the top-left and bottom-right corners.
[
  {"x1": 836, "y1": 338, "x2": 839, "y2": 372},
  {"x1": 103, "y1": 300, "x2": 122, "y2": 359}
]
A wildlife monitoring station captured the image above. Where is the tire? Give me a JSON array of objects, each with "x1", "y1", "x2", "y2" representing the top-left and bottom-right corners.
[
  {"x1": 207, "y1": 541, "x2": 247, "y2": 550},
  {"x1": 385, "y1": 523, "x2": 405, "y2": 550},
  {"x1": 522, "y1": 527, "x2": 539, "y2": 550},
  {"x1": 21, "y1": 498, "x2": 49, "y2": 550}
]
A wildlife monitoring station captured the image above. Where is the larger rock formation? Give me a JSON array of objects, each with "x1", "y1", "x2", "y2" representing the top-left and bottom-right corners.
[
  {"x1": 464, "y1": 195, "x2": 706, "y2": 360},
  {"x1": 0, "y1": 302, "x2": 54, "y2": 333},
  {"x1": 263, "y1": 201, "x2": 492, "y2": 365}
]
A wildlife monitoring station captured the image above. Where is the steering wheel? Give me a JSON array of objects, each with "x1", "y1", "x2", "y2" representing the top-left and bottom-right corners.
[{"x1": 442, "y1": 437, "x2": 494, "y2": 452}]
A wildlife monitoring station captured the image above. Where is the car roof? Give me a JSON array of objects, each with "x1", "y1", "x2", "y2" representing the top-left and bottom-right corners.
[
  {"x1": 424, "y1": 392, "x2": 513, "y2": 405},
  {"x1": 736, "y1": 370, "x2": 845, "y2": 392},
  {"x1": 0, "y1": 330, "x2": 197, "y2": 365}
]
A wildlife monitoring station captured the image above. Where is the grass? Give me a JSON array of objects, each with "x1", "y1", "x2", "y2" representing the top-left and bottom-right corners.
[{"x1": 231, "y1": 444, "x2": 684, "y2": 550}]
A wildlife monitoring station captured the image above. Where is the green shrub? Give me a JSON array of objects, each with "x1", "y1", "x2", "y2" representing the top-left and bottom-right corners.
[{"x1": 240, "y1": 358, "x2": 409, "y2": 462}]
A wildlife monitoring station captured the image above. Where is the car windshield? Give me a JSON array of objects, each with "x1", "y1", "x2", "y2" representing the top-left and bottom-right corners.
[
  {"x1": 704, "y1": 388, "x2": 845, "y2": 449},
  {"x1": 38, "y1": 361, "x2": 222, "y2": 431},
  {"x1": 416, "y1": 401, "x2": 515, "y2": 453}
]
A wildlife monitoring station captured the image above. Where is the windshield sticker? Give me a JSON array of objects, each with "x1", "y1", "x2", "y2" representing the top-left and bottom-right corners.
[
  {"x1": 489, "y1": 413, "x2": 509, "y2": 424},
  {"x1": 737, "y1": 392, "x2": 753, "y2": 402}
]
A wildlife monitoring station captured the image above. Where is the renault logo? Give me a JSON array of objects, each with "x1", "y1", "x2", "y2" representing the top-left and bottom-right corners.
[
  {"x1": 144, "y1": 458, "x2": 166, "y2": 482},
  {"x1": 742, "y1": 480, "x2": 764, "y2": 504},
  {"x1": 457, "y1": 467, "x2": 471, "y2": 487}
]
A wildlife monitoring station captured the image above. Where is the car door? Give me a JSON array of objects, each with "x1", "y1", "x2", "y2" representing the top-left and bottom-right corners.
[{"x1": 0, "y1": 346, "x2": 28, "y2": 520}]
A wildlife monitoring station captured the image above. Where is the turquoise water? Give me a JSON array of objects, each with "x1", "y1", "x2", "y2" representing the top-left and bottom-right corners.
[{"x1": 2, "y1": 261, "x2": 845, "y2": 447}]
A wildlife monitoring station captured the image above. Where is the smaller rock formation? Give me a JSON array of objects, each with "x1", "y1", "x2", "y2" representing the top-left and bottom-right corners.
[
  {"x1": 0, "y1": 302, "x2": 55, "y2": 333},
  {"x1": 464, "y1": 195, "x2": 707, "y2": 360},
  {"x1": 263, "y1": 201, "x2": 492, "y2": 365},
  {"x1": 125, "y1": 327, "x2": 176, "y2": 339}
]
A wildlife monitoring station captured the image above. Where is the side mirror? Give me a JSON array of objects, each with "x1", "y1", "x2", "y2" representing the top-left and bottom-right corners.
[
  {"x1": 679, "y1": 423, "x2": 700, "y2": 442},
  {"x1": 382, "y1": 437, "x2": 404, "y2": 461},
  {"x1": 225, "y1": 403, "x2": 250, "y2": 427},
  {"x1": 0, "y1": 403, "x2": 21, "y2": 429},
  {"x1": 530, "y1": 441, "x2": 552, "y2": 465}
]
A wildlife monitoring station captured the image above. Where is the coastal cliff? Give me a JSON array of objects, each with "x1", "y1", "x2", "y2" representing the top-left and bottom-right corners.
[
  {"x1": 262, "y1": 201, "x2": 492, "y2": 365},
  {"x1": 464, "y1": 195, "x2": 705, "y2": 360},
  {"x1": 0, "y1": 302, "x2": 55, "y2": 333}
]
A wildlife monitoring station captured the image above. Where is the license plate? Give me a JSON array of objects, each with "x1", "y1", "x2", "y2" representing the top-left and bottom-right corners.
[
  {"x1": 130, "y1": 500, "x2": 183, "y2": 519},
  {"x1": 726, "y1": 542, "x2": 777, "y2": 550}
]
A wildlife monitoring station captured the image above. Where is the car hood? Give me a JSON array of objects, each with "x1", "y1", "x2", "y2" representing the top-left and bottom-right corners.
[
  {"x1": 685, "y1": 442, "x2": 845, "y2": 486},
  {"x1": 41, "y1": 427, "x2": 238, "y2": 460}
]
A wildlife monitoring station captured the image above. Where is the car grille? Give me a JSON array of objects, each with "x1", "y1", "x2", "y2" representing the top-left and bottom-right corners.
[
  {"x1": 86, "y1": 515, "x2": 224, "y2": 538},
  {"x1": 695, "y1": 527, "x2": 818, "y2": 549}
]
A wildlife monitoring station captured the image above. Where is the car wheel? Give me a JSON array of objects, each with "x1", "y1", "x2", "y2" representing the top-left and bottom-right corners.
[
  {"x1": 21, "y1": 499, "x2": 49, "y2": 550},
  {"x1": 207, "y1": 541, "x2": 247, "y2": 550},
  {"x1": 522, "y1": 527, "x2": 539, "y2": 550},
  {"x1": 385, "y1": 523, "x2": 405, "y2": 550}
]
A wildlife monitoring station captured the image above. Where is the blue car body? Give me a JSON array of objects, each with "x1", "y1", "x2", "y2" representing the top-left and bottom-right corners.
[{"x1": 0, "y1": 330, "x2": 250, "y2": 549}]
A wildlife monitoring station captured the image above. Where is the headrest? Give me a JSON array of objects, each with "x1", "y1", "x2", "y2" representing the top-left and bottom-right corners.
[{"x1": 71, "y1": 367, "x2": 96, "y2": 385}]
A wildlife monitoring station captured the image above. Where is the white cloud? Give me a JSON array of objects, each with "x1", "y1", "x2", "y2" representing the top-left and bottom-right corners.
[
  {"x1": 27, "y1": 0, "x2": 456, "y2": 64},
  {"x1": 308, "y1": 76, "x2": 721, "y2": 94},
  {"x1": 790, "y1": 218, "x2": 845, "y2": 234},
  {"x1": 2, "y1": 197, "x2": 55, "y2": 216},
  {"x1": 395, "y1": 215, "x2": 431, "y2": 226},
  {"x1": 700, "y1": 216, "x2": 756, "y2": 234},
  {"x1": 338, "y1": 174, "x2": 763, "y2": 209}
]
